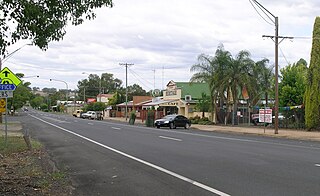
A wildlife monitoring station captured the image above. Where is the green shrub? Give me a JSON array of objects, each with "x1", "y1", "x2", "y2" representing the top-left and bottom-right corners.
[
  {"x1": 129, "y1": 110, "x2": 136, "y2": 125},
  {"x1": 145, "y1": 110, "x2": 155, "y2": 127}
]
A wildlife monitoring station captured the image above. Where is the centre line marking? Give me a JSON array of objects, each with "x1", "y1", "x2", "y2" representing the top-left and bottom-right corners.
[
  {"x1": 112, "y1": 127, "x2": 121, "y2": 130},
  {"x1": 315, "y1": 164, "x2": 320, "y2": 167},
  {"x1": 159, "y1": 136, "x2": 182, "y2": 142},
  {"x1": 29, "y1": 114, "x2": 229, "y2": 196}
]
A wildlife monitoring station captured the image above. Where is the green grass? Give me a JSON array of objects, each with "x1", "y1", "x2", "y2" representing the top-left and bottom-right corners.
[
  {"x1": 0, "y1": 136, "x2": 42, "y2": 155},
  {"x1": 51, "y1": 171, "x2": 66, "y2": 180}
]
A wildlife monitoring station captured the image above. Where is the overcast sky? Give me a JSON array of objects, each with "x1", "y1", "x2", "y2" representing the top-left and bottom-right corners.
[{"x1": 3, "y1": 0, "x2": 319, "y2": 92}]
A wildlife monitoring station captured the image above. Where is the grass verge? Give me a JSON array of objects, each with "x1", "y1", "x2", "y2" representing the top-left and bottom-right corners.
[{"x1": 0, "y1": 136, "x2": 73, "y2": 195}]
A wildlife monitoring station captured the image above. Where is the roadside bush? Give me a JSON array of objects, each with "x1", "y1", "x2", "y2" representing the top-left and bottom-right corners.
[
  {"x1": 194, "y1": 116, "x2": 213, "y2": 125},
  {"x1": 40, "y1": 103, "x2": 48, "y2": 111},
  {"x1": 129, "y1": 110, "x2": 136, "y2": 125},
  {"x1": 189, "y1": 115, "x2": 201, "y2": 124},
  {"x1": 198, "y1": 120, "x2": 214, "y2": 125},
  {"x1": 145, "y1": 110, "x2": 155, "y2": 127}
]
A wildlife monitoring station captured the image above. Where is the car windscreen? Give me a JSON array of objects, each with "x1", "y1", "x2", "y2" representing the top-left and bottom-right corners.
[{"x1": 163, "y1": 115, "x2": 176, "y2": 120}]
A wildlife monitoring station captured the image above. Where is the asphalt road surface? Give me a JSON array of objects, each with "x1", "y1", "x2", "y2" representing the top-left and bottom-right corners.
[{"x1": 15, "y1": 109, "x2": 320, "y2": 196}]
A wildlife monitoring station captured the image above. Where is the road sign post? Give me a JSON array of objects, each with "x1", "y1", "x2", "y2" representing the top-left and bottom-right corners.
[
  {"x1": 0, "y1": 67, "x2": 21, "y2": 146},
  {"x1": 259, "y1": 109, "x2": 272, "y2": 133}
]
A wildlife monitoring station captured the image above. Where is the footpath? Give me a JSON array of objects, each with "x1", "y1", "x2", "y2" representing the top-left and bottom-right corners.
[{"x1": 104, "y1": 117, "x2": 320, "y2": 142}]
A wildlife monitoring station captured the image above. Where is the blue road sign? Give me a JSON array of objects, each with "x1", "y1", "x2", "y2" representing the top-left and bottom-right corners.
[{"x1": 0, "y1": 84, "x2": 16, "y2": 91}]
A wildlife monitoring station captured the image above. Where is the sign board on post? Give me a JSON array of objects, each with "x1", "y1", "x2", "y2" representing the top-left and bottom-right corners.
[
  {"x1": 0, "y1": 67, "x2": 22, "y2": 86},
  {"x1": 0, "y1": 84, "x2": 16, "y2": 91},
  {"x1": 0, "y1": 90, "x2": 13, "y2": 98},
  {"x1": 0, "y1": 98, "x2": 6, "y2": 113},
  {"x1": 259, "y1": 109, "x2": 272, "y2": 123}
]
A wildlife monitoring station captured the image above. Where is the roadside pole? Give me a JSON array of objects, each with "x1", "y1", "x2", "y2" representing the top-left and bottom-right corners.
[
  {"x1": 5, "y1": 97, "x2": 7, "y2": 146},
  {"x1": 0, "y1": 67, "x2": 22, "y2": 147},
  {"x1": 264, "y1": 105, "x2": 266, "y2": 134}
]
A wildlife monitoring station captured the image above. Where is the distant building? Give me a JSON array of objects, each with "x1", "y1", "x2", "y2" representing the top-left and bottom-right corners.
[
  {"x1": 33, "y1": 90, "x2": 48, "y2": 97},
  {"x1": 96, "y1": 94, "x2": 114, "y2": 104},
  {"x1": 144, "y1": 80, "x2": 210, "y2": 118}
]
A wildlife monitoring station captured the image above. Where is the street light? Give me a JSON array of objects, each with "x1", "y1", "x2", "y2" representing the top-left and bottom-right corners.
[
  {"x1": 0, "y1": 43, "x2": 32, "y2": 70},
  {"x1": 49, "y1": 78, "x2": 69, "y2": 101},
  {"x1": 22, "y1": 75, "x2": 39, "y2": 79}
]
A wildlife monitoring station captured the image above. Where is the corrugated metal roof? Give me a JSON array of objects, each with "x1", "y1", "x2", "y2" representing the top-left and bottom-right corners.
[{"x1": 175, "y1": 82, "x2": 210, "y2": 99}]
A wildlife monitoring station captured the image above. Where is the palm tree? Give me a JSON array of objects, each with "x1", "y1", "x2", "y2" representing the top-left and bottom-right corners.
[
  {"x1": 223, "y1": 50, "x2": 255, "y2": 125},
  {"x1": 190, "y1": 44, "x2": 232, "y2": 123},
  {"x1": 248, "y1": 58, "x2": 273, "y2": 104}
]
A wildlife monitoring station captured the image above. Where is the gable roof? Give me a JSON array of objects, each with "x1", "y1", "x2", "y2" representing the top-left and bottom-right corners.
[{"x1": 175, "y1": 82, "x2": 210, "y2": 99}]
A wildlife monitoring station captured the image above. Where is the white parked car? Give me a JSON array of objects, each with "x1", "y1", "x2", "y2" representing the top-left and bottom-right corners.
[{"x1": 81, "y1": 111, "x2": 96, "y2": 119}]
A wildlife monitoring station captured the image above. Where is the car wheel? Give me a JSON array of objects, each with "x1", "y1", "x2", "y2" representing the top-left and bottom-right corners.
[
  {"x1": 169, "y1": 123, "x2": 174, "y2": 129},
  {"x1": 184, "y1": 123, "x2": 190, "y2": 129},
  {"x1": 157, "y1": 126, "x2": 160, "y2": 129}
]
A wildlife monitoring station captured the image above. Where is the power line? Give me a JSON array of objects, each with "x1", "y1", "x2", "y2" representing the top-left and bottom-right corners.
[
  {"x1": 128, "y1": 68, "x2": 154, "y2": 90},
  {"x1": 249, "y1": 0, "x2": 274, "y2": 26},
  {"x1": 279, "y1": 46, "x2": 289, "y2": 65}
]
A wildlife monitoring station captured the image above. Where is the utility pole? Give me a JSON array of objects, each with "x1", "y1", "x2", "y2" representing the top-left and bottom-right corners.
[
  {"x1": 153, "y1": 69, "x2": 156, "y2": 96},
  {"x1": 99, "y1": 74, "x2": 102, "y2": 102},
  {"x1": 120, "y1": 63, "x2": 133, "y2": 121},
  {"x1": 252, "y1": 0, "x2": 293, "y2": 134}
]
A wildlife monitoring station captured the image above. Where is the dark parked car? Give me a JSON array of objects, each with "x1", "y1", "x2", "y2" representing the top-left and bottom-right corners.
[{"x1": 154, "y1": 114, "x2": 191, "y2": 129}]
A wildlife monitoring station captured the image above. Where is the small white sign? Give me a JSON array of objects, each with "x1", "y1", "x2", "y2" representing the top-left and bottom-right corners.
[
  {"x1": 0, "y1": 90, "x2": 13, "y2": 98},
  {"x1": 259, "y1": 109, "x2": 272, "y2": 123}
]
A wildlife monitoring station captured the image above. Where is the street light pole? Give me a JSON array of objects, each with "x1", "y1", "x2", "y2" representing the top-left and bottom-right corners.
[
  {"x1": 99, "y1": 73, "x2": 102, "y2": 102},
  {"x1": 0, "y1": 43, "x2": 32, "y2": 70},
  {"x1": 49, "y1": 79, "x2": 69, "y2": 101}
]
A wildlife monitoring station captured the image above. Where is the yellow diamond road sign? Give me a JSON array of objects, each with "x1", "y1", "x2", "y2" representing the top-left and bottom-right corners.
[{"x1": 0, "y1": 67, "x2": 21, "y2": 86}]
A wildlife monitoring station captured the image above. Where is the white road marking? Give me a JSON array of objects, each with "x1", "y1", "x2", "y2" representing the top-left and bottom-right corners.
[
  {"x1": 29, "y1": 114, "x2": 230, "y2": 196},
  {"x1": 88, "y1": 123, "x2": 94, "y2": 125},
  {"x1": 74, "y1": 120, "x2": 78, "y2": 122},
  {"x1": 315, "y1": 164, "x2": 320, "y2": 167},
  {"x1": 159, "y1": 136, "x2": 182, "y2": 142},
  {"x1": 104, "y1": 121, "x2": 320, "y2": 150},
  {"x1": 112, "y1": 127, "x2": 121, "y2": 130},
  {"x1": 43, "y1": 116, "x2": 69, "y2": 123}
]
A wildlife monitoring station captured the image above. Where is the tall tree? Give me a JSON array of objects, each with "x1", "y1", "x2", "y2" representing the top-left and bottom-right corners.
[
  {"x1": 77, "y1": 73, "x2": 122, "y2": 100},
  {"x1": 225, "y1": 50, "x2": 255, "y2": 124},
  {"x1": 127, "y1": 84, "x2": 147, "y2": 101},
  {"x1": 280, "y1": 60, "x2": 307, "y2": 107},
  {"x1": 279, "y1": 59, "x2": 307, "y2": 125},
  {"x1": 304, "y1": 17, "x2": 320, "y2": 130},
  {"x1": 190, "y1": 44, "x2": 233, "y2": 123},
  {"x1": 0, "y1": 0, "x2": 113, "y2": 56},
  {"x1": 248, "y1": 59, "x2": 274, "y2": 107}
]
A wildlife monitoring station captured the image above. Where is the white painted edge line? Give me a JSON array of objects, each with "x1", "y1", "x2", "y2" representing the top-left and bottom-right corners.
[
  {"x1": 159, "y1": 136, "x2": 182, "y2": 142},
  {"x1": 29, "y1": 114, "x2": 230, "y2": 196},
  {"x1": 111, "y1": 127, "x2": 121, "y2": 130},
  {"x1": 315, "y1": 164, "x2": 320, "y2": 167}
]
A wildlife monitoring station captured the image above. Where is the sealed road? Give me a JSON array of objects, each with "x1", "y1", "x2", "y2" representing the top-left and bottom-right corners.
[{"x1": 17, "y1": 110, "x2": 320, "y2": 196}]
